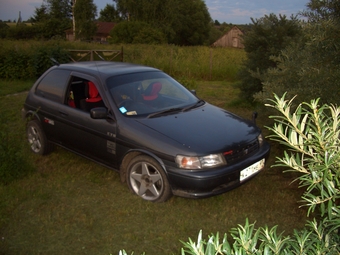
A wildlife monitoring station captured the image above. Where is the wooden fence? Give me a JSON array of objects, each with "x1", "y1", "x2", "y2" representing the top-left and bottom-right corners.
[{"x1": 68, "y1": 48, "x2": 123, "y2": 62}]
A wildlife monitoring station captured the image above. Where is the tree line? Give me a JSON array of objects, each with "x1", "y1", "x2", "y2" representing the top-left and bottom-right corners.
[
  {"x1": 0, "y1": 0, "x2": 236, "y2": 45},
  {"x1": 1, "y1": 0, "x2": 339, "y2": 105},
  {"x1": 238, "y1": 0, "x2": 340, "y2": 105}
]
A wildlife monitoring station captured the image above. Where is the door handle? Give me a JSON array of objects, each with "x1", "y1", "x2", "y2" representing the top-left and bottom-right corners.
[{"x1": 59, "y1": 111, "x2": 68, "y2": 117}]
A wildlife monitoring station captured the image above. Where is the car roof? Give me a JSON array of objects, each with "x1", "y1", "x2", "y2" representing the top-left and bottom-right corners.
[{"x1": 55, "y1": 61, "x2": 160, "y2": 78}]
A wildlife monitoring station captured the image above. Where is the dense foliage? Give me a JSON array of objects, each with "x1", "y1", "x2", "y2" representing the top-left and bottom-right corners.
[
  {"x1": 30, "y1": 0, "x2": 72, "y2": 39},
  {"x1": 111, "y1": 0, "x2": 212, "y2": 45},
  {"x1": 73, "y1": 0, "x2": 97, "y2": 40},
  {"x1": 255, "y1": 0, "x2": 340, "y2": 105},
  {"x1": 237, "y1": 13, "x2": 301, "y2": 101},
  {"x1": 0, "y1": 41, "x2": 70, "y2": 79},
  {"x1": 98, "y1": 4, "x2": 121, "y2": 22},
  {"x1": 109, "y1": 21, "x2": 167, "y2": 44},
  {"x1": 2, "y1": 0, "x2": 214, "y2": 45},
  {"x1": 0, "y1": 22, "x2": 10, "y2": 38}
]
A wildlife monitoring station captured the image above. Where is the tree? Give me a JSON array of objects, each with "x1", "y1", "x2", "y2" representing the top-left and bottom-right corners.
[
  {"x1": 255, "y1": 0, "x2": 340, "y2": 105},
  {"x1": 169, "y1": 0, "x2": 211, "y2": 45},
  {"x1": 109, "y1": 21, "x2": 166, "y2": 44},
  {"x1": 0, "y1": 21, "x2": 10, "y2": 38},
  {"x1": 301, "y1": 0, "x2": 340, "y2": 21},
  {"x1": 98, "y1": 4, "x2": 121, "y2": 22},
  {"x1": 31, "y1": 5, "x2": 50, "y2": 23},
  {"x1": 112, "y1": 0, "x2": 212, "y2": 45},
  {"x1": 237, "y1": 14, "x2": 301, "y2": 102},
  {"x1": 207, "y1": 23, "x2": 223, "y2": 45},
  {"x1": 27, "y1": 0, "x2": 72, "y2": 39},
  {"x1": 73, "y1": 0, "x2": 97, "y2": 40},
  {"x1": 45, "y1": 0, "x2": 72, "y2": 20},
  {"x1": 218, "y1": 22, "x2": 233, "y2": 33}
]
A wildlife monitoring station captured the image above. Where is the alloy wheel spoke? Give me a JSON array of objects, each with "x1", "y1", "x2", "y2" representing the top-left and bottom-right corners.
[
  {"x1": 149, "y1": 173, "x2": 161, "y2": 183},
  {"x1": 138, "y1": 182, "x2": 148, "y2": 196},
  {"x1": 130, "y1": 171, "x2": 142, "y2": 182},
  {"x1": 147, "y1": 184, "x2": 160, "y2": 197},
  {"x1": 141, "y1": 162, "x2": 150, "y2": 175}
]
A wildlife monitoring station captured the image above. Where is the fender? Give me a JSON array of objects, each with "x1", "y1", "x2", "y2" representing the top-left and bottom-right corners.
[{"x1": 21, "y1": 108, "x2": 41, "y2": 123}]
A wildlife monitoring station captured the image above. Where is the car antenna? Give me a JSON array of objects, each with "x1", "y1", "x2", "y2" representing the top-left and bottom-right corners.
[{"x1": 50, "y1": 57, "x2": 60, "y2": 66}]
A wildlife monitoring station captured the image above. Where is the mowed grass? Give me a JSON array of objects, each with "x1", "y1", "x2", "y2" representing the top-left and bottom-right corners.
[{"x1": 0, "y1": 80, "x2": 308, "y2": 255}]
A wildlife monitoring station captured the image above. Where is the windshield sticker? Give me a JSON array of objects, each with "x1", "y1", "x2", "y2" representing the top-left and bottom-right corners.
[
  {"x1": 119, "y1": 107, "x2": 127, "y2": 113},
  {"x1": 126, "y1": 111, "x2": 137, "y2": 115}
]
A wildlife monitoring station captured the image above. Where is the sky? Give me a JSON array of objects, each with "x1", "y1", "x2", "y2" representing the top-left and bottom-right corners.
[{"x1": 0, "y1": 0, "x2": 309, "y2": 24}]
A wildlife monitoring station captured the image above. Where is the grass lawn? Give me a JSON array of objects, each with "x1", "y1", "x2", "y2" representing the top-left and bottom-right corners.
[{"x1": 0, "y1": 79, "x2": 308, "y2": 255}]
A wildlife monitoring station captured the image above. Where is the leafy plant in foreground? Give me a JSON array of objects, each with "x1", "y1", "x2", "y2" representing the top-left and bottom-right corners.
[
  {"x1": 178, "y1": 93, "x2": 340, "y2": 255},
  {"x1": 266, "y1": 93, "x2": 340, "y2": 219}
]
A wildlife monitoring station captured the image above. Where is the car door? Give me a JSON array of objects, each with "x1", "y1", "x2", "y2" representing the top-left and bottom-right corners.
[{"x1": 56, "y1": 73, "x2": 118, "y2": 169}]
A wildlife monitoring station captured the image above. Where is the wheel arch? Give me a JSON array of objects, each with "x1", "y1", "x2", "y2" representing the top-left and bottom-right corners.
[
  {"x1": 23, "y1": 109, "x2": 41, "y2": 123},
  {"x1": 119, "y1": 149, "x2": 167, "y2": 183}
]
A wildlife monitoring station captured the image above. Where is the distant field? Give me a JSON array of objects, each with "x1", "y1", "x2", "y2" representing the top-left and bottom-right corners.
[{"x1": 6, "y1": 22, "x2": 32, "y2": 26}]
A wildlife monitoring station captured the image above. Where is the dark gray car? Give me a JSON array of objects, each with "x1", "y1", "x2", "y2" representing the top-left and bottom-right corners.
[{"x1": 22, "y1": 61, "x2": 270, "y2": 202}]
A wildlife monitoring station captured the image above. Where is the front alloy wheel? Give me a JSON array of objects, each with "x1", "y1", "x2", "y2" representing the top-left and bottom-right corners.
[{"x1": 126, "y1": 155, "x2": 172, "y2": 202}]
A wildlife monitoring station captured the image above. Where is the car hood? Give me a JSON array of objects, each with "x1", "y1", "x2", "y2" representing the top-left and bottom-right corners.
[{"x1": 135, "y1": 103, "x2": 260, "y2": 154}]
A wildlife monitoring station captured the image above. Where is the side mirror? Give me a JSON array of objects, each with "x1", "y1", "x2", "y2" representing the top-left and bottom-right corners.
[{"x1": 90, "y1": 107, "x2": 108, "y2": 119}]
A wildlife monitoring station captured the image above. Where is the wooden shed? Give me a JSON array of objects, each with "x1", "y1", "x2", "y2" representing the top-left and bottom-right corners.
[
  {"x1": 65, "y1": 22, "x2": 115, "y2": 42},
  {"x1": 212, "y1": 26, "x2": 244, "y2": 48}
]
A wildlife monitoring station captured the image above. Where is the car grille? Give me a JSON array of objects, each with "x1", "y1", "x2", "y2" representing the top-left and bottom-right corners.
[{"x1": 224, "y1": 138, "x2": 259, "y2": 163}]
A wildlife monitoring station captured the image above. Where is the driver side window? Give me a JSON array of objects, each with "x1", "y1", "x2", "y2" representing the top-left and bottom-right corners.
[{"x1": 67, "y1": 77, "x2": 105, "y2": 112}]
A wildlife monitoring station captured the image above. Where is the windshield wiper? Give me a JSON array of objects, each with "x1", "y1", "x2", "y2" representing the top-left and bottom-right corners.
[
  {"x1": 147, "y1": 107, "x2": 183, "y2": 118},
  {"x1": 181, "y1": 99, "x2": 205, "y2": 112}
]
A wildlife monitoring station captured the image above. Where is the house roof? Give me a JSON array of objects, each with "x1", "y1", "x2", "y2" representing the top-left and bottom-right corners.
[
  {"x1": 65, "y1": 22, "x2": 115, "y2": 35},
  {"x1": 96, "y1": 22, "x2": 115, "y2": 34}
]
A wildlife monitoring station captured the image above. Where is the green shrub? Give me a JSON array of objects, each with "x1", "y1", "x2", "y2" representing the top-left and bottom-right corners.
[
  {"x1": 0, "y1": 41, "x2": 70, "y2": 79},
  {"x1": 255, "y1": 19, "x2": 340, "y2": 106},
  {"x1": 28, "y1": 44, "x2": 69, "y2": 77},
  {"x1": 0, "y1": 22, "x2": 10, "y2": 39},
  {"x1": 109, "y1": 21, "x2": 166, "y2": 44},
  {"x1": 6, "y1": 23, "x2": 38, "y2": 40},
  {"x1": 238, "y1": 14, "x2": 301, "y2": 102}
]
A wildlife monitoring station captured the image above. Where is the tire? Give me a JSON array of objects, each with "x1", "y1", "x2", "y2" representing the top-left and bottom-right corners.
[
  {"x1": 126, "y1": 155, "x2": 172, "y2": 202},
  {"x1": 26, "y1": 120, "x2": 53, "y2": 155}
]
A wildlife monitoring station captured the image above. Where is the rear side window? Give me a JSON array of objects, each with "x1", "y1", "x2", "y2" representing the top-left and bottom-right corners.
[{"x1": 36, "y1": 69, "x2": 71, "y2": 103}]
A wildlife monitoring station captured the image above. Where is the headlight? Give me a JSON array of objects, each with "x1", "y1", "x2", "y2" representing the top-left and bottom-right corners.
[
  {"x1": 258, "y1": 133, "x2": 264, "y2": 147},
  {"x1": 176, "y1": 154, "x2": 226, "y2": 169}
]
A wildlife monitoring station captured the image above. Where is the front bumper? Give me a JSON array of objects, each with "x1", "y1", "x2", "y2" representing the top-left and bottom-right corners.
[{"x1": 166, "y1": 142, "x2": 270, "y2": 198}]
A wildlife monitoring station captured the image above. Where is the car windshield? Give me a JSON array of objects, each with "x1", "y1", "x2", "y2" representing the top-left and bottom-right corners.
[{"x1": 106, "y1": 71, "x2": 200, "y2": 117}]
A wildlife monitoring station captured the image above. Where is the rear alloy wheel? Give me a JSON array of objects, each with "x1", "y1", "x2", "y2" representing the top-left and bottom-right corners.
[
  {"x1": 126, "y1": 155, "x2": 172, "y2": 202},
  {"x1": 27, "y1": 120, "x2": 53, "y2": 155}
]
